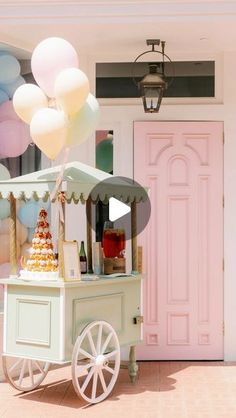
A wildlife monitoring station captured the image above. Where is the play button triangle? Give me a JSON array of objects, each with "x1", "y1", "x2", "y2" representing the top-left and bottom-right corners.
[{"x1": 109, "y1": 197, "x2": 131, "y2": 222}]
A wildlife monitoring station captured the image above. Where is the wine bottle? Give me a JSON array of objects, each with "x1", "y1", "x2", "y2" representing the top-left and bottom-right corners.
[{"x1": 79, "y1": 241, "x2": 87, "y2": 274}]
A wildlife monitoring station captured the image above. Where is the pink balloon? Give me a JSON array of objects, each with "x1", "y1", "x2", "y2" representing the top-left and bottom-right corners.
[
  {"x1": 0, "y1": 120, "x2": 31, "y2": 157},
  {"x1": 0, "y1": 100, "x2": 19, "y2": 122},
  {"x1": 0, "y1": 262, "x2": 11, "y2": 279},
  {"x1": 31, "y1": 37, "x2": 79, "y2": 98}
]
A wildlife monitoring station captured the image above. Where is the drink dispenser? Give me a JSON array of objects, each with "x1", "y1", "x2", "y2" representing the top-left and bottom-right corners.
[{"x1": 103, "y1": 221, "x2": 126, "y2": 274}]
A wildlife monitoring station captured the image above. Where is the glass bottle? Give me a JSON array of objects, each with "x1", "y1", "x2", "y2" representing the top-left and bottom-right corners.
[{"x1": 79, "y1": 241, "x2": 87, "y2": 274}]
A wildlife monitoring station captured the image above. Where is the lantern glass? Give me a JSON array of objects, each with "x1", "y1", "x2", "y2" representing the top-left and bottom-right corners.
[{"x1": 141, "y1": 85, "x2": 164, "y2": 113}]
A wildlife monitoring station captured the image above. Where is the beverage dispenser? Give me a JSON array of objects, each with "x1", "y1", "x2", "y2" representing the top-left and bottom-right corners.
[{"x1": 102, "y1": 221, "x2": 126, "y2": 274}]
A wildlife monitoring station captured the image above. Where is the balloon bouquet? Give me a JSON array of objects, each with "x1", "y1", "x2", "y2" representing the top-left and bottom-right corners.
[
  {"x1": 0, "y1": 38, "x2": 100, "y2": 283},
  {"x1": 0, "y1": 53, "x2": 31, "y2": 158},
  {"x1": 13, "y1": 37, "x2": 100, "y2": 159}
]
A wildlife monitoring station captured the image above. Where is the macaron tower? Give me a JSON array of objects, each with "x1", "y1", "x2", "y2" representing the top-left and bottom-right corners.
[{"x1": 26, "y1": 208, "x2": 58, "y2": 272}]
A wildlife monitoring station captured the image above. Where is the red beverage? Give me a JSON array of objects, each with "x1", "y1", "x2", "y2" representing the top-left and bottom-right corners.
[{"x1": 103, "y1": 229, "x2": 125, "y2": 258}]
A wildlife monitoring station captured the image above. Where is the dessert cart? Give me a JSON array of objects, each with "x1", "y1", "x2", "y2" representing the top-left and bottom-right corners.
[{"x1": 0, "y1": 161, "x2": 145, "y2": 404}]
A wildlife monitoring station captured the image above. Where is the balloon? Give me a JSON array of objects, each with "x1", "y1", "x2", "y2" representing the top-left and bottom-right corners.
[
  {"x1": 0, "y1": 217, "x2": 28, "y2": 244},
  {"x1": 0, "y1": 163, "x2": 10, "y2": 180},
  {"x1": 66, "y1": 94, "x2": 100, "y2": 147},
  {"x1": 0, "y1": 199, "x2": 10, "y2": 220},
  {"x1": 17, "y1": 220, "x2": 28, "y2": 245},
  {"x1": 17, "y1": 201, "x2": 41, "y2": 228},
  {"x1": 1, "y1": 75, "x2": 25, "y2": 99},
  {"x1": 0, "y1": 234, "x2": 20, "y2": 264},
  {"x1": 20, "y1": 242, "x2": 31, "y2": 258},
  {"x1": 55, "y1": 68, "x2": 89, "y2": 116},
  {"x1": 30, "y1": 108, "x2": 67, "y2": 160},
  {"x1": 13, "y1": 83, "x2": 48, "y2": 124},
  {"x1": 31, "y1": 37, "x2": 79, "y2": 98},
  {"x1": 0, "y1": 89, "x2": 9, "y2": 105},
  {"x1": 0, "y1": 262, "x2": 11, "y2": 279},
  {"x1": 0, "y1": 100, "x2": 19, "y2": 122},
  {"x1": 27, "y1": 227, "x2": 35, "y2": 243},
  {"x1": 0, "y1": 55, "x2": 20, "y2": 84},
  {"x1": 96, "y1": 137, "x2": 113, "y2": 173},
  {"x1": 0, "y1": 120, "x2": 31, "y2": 158}
]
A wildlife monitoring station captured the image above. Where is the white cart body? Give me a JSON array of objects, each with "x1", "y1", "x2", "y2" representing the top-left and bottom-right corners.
[{"x1": 1, "y1": 276, "x2": 142, "y2": 363}]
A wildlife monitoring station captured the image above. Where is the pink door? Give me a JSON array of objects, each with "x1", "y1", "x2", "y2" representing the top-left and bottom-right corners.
[{"x1": 134, "y1": 121, "x2": 223, "y2": 360}]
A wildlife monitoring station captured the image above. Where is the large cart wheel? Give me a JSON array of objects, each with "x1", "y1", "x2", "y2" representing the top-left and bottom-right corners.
[
  {"x1": 72, "y1": 320, "x2": 120, "y2": 404},
  {"x1": 2, "y1": 356, "x2": 50, "y2": 392}
]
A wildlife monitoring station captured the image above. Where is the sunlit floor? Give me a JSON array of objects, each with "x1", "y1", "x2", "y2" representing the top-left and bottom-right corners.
[{"x1": 1, "y1": 361, "x2": 236, "y2": 418}]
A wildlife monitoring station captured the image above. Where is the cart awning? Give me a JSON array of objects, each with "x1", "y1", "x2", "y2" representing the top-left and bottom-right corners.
[{"x1": 0, "y1": 161, "x2": 148, "y2": 203}]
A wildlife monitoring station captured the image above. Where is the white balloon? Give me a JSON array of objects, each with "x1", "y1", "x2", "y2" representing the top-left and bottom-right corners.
[
  {"x1": 0, "y1": 163, "x2": 10, "y2": 180},
  {"x1": 30, "y1": 108, "x2": 67, "y2": 160},
  {"x1": 13, "y1": 84, "x2": 48, "y2": 124},
  {"x1": 55, "y1": 67, "x2": 89, "y2": 116}
]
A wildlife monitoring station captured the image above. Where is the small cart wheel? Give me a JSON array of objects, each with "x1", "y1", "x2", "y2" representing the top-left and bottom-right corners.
[
  {"x1": 72, "y1": 320, "x2": 120, "y2": 404},
  {"x1": 2, "y1": 356, "x2": 50, "y2": 392}
]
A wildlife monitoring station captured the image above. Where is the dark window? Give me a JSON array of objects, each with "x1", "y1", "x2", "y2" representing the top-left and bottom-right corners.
[{"x1": 96, "y1": 61, "x2": 215, "y2": 98}]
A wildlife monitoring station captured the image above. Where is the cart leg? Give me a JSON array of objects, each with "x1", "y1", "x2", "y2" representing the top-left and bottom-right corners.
[{"x1": 128, "y1": 345, "x2": 138, "y2": 383}]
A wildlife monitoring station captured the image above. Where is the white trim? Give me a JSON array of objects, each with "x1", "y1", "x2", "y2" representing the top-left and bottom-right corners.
[
  {"x1": 3, "y1": 285, "x2": 7, "y2": 353},
  {"x1": 0, "y1": 2, "x2": 236, "y2": 23},
  {"x1": 59, "y1": 287, "x2": 65, "y2": 361}
]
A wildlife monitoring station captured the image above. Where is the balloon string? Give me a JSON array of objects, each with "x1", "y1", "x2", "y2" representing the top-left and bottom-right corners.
[{"x1": 50, "y1": 146, "x2": 70, "y2": 224}]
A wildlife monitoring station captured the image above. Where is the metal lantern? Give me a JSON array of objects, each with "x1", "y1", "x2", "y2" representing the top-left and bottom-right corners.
[
  {"x1": 139, "y1": 63, "x2": 167, "y2": 113},
  {"x1": 133, "y1": 39, "x2": 172, "y2": 113}
]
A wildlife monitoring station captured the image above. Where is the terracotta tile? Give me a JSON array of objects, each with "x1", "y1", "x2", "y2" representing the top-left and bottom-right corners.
[{"x1": 2, "y1": 361, "x2": 236, "y2": 417}]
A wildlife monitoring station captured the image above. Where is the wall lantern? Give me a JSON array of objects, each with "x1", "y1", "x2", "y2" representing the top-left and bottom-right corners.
[{"x1": 133, "y1": 39, "x2": 173, "y2": 113}]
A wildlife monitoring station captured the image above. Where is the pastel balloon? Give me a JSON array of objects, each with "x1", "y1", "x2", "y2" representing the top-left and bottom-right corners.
[
  {"x1": 0, "y1": 199, "x2": 10, "y2": 220},
  {"x1": 17, "y1": 201, "x2": 41, "y2": 228},
  {"x1": 66, "y1": 94, "x2": 100, "y2": 147},
  {"x1": 96, "y1": 137, "x2": 113, "y2": 173},
  {"x1": 1, "y1": 75, "x2": 25, "y2": 99},
  {"x1": 0, "y1": 55, "x2": 20, "y2": 84},
  {"x1": 20, "y1": 242, "x2": 31, "y2": 258},
  {"x1": 0, "y1": 234, "x2": 20, "y2": 264},
  {"x1": 0, "y1": 120, "x2": 31, "y2": 158},
  {"x1": 13, "y1": 83, "x2": 48, "y2": 124},
  {"x1": 0, "y1": 163, "x2": 10, "y2": 180},
  {"x1": 55, "y1": 68, "x2": 89, "y2": 116},
  {"x1": 27, "y1": 227, "x2": 35, "y2": 243},
  {"x1": 0, "y1": 217, "x2": 28, "y2": 244},
  {"x1": 31, "y1": 37, "x2": 79, "y2": 98},
  {"x1": 30, "y1": 108, "x2": 67, "y2": 160},
  {"x1": 0, "y1": 262, "x2": 11, "y2": 279},
  {"x1": 0, "y1": 100, "x2": 19, "y2": 122},
  {"x1": 0, "y1": 89, "x2": 9, "y2": 105}
]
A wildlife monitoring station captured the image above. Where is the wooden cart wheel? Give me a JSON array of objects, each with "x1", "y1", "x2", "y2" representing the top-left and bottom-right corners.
[
  {"x1": 72, "y1": 320, "x2": 120, "y2": 404},
  {"x1": 2, "y1": 356, "x2": 50, "y2": 392}
]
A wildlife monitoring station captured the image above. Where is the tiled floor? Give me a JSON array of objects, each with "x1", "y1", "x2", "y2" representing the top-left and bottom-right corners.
[{"x1": 1, "y1": 361, "x2": 236, "y2": 418}]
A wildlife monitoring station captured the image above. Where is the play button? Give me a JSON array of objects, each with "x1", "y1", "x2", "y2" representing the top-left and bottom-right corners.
[
  {"x1": 86, "y1": 175, "x2": 151, "y2": 241},
  {"x1": 109, "y1": 197, "x2": 131, "y2": 221}
]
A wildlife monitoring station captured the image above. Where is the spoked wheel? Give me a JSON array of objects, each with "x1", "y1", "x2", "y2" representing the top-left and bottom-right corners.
[
  {"x1": 72, "y1": 320, "x2": 120, "y2": 404},
  {"x1": 2, "y1": 356, "x2": 50, "y2": 392}
]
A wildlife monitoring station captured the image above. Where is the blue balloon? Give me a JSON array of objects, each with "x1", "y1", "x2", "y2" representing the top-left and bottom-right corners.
[
  {"x1": 0, "y1": 50, "x2": 11, "y2": 56},
  {"x1": 0, "y1": 199, "x2": 10, "y2": 220},
  {"x1": 27, "y1": 227, "x2": 35, "y2": 243},
  {"x1": 18, "y1": 199, "x2": 51, "y2": 228},
  {"x1": 0, "y1": 55, "x2": 20, "y2": 84},
  {"x1": 0, "y1": 75, "x2": 25, "y2": 99},
  {"x1": 18, "y1": 201, "x2": 41, "y2": 228},
  {"x1": 0, "y1": 88, "x2": 9, "y2": 105},
  {"x1": 96, "y1": 138, "x2": 113, "y2": 173}
]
